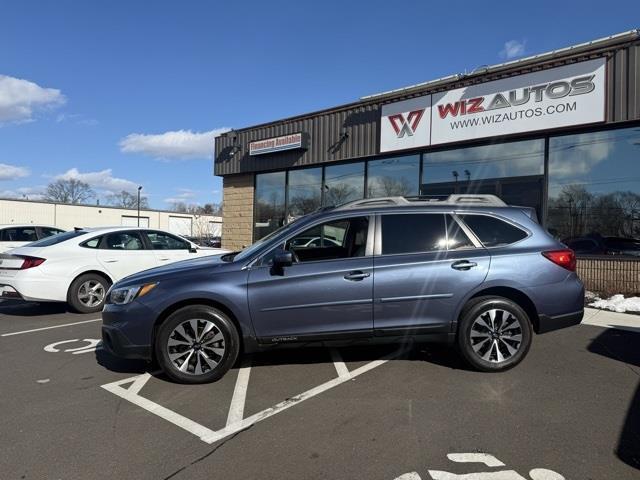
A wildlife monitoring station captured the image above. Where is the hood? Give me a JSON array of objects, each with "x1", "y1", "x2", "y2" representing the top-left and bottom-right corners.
[{"x1": 116, "y1": 254, "x2": 236, "y2": 286}]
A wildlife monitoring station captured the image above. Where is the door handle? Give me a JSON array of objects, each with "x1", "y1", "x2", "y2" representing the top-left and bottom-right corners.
[
  {"x1": 104, "y1": 259, "x2": 118, "y2": 263},
  {"x1": 159, "y1": 257, "x2": 171, "y2": 261},
  {"x1": 344, "y1": 271, "x2": 370, "y2": 281},
  {"x1": 451, "y1": 260, "x2": 477, "y2": 271}
]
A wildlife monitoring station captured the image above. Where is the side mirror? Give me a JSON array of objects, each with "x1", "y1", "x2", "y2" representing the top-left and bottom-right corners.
[
  {"x1": 273, "y1": 250, "x2": 293, "y2": 268},
  {"x1": 189, "y1": 245, "x2": 198, "y2": 253}
]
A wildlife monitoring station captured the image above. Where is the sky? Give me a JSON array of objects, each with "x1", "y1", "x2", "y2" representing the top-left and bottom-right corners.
[{"x1": 0, "y1": 0, "x2": 638, "y2": 209}]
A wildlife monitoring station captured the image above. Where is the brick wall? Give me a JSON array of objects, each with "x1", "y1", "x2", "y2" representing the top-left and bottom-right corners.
[
  {"x1": 222, "y1": 174, "x2": 254, "y2": 251},
  {"x1": 577, "y1": 257, "x2": 640, "y2": 296}
]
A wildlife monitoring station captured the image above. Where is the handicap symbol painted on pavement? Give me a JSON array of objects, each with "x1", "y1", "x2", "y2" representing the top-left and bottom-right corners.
[
  {"x1": 44, "y1": 338, "x2": 101, "y2": 355},
  {"x1": 394, "y1": 453, "x2": 565, "y2": 480}
]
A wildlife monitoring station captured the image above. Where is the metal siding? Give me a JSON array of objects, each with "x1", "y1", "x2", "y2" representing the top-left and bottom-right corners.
[
  {"x1": 628, "y1": 44, "x2": 640, "y2": 119},
  {"x1": 215, "y1": 42, "x2": 640, "y2": 176}
]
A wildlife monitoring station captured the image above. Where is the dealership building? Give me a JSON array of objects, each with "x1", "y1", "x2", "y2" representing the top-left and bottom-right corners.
[{"x1": 215, "y1": 30, "x2": 640, "y2": 257}]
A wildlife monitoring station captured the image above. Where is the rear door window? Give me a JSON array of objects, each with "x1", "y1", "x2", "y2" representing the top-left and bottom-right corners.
[
  {"x1": 459, "y1": 214, "x2": 527, "y2": 247},
  {"x1": 103, "y1": 232, "x2": 145, "y2": 250},
  {"x1": 446, "y1": 215, "x2": 476, "y2": 250},
  {"x1": 380, "y1": 214, "x2": 447, "y2": 255}
]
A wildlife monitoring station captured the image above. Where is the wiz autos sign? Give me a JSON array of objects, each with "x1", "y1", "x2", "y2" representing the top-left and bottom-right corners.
[
  {"x1": 380, "y1": 58, "x2": 606, "y2": 152},
  {"x1": 380, "y1": 95, "x2": 431, "y2": 152}
]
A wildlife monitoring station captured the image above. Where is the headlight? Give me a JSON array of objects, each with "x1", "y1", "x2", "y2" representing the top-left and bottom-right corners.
[{"x1": 107, "y1": 282, "x2": 158, "y2": 305}]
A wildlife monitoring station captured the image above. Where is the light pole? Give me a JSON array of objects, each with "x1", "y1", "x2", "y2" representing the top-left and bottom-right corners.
[{"x1": 137, "y1": 186, "x2": 142, "y2": 226}]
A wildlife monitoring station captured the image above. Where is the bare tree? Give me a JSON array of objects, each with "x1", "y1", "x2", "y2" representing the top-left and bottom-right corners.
[
  {"x1": 201, "y1": 203, "x2": 223, "y2": 216},
  {"x1": 44, "y1": 179, "x2": 95, "y2": 204},
  {"x1": 368, "y1": 176, "x2": 413, "y2": 197},
  {"x1": 107, "y1": 190, "x2": 149, "y2": 209},
  {"x1": 324, "y1": 182, "x2": 356, "y2": 206}
]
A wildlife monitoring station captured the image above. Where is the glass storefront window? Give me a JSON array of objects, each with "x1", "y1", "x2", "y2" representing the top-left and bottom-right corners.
[
  {"x1": 367, "y1": 155, "x2": 419, "y2": 198},
  {"x1": 547, "y1": 127, "x2": 640, "y2": 247},
  {"x1": 422, "y1": 139, "x2": 544, "y2": 189},
  {"x1": 287, "y1": 168, "x2": 322, "y2": 219},
  {"x1": 323, "y1": 162, "x2": 364, "y2": 206},
  {"x1": 421, "y1": 139, "x2": 545, "y2": 217},
  {"x1": 254, "y1": 172, "x2": 286, "y2": 240}
]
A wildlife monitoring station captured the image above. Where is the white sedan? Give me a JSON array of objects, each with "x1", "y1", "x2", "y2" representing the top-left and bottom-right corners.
[{"x1": 0, "y1": 227, "x2": 228, "y2": 313}]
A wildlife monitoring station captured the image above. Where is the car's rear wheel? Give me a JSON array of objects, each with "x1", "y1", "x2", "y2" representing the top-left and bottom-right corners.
[
  {"x1": 457, "y1": 296, "x2": 532, "y2": 372},
  {"x1": 155, "y1": 305, "x2": 240, "y2": 384},
  {"x1": 67, "y1": 273, "x2": 111, "y2": 313}
]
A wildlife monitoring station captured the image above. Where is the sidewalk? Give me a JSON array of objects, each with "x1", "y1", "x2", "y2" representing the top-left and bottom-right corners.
[{"x1": 581, "y1": 307, "x2": 640, "y2": 333}]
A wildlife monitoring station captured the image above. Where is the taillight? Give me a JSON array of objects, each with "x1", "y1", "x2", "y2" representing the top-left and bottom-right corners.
[
  {"x1": 19, "y1": 256, "x2": 46, "y2": 270},
  {"x1": 542, "y1": 249, "x2": 576, "y2": 272}
]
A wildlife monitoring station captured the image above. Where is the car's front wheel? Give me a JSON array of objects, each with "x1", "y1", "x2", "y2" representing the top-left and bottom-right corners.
[
  {"x1": 67, "y1": 273, "x2": 111, "y2": 313},
  {"x1": 155, "y1": 305, "x2": 240, "y2": 384},
  {"x1": 457, "y1": 296, "x2": 532, "y2": 372}
]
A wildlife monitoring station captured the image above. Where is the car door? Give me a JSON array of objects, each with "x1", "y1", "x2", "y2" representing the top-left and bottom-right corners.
[
  {"x1": 373, "y1": 213, "x2": 490, "y2": 334},
  {"x1": 247, "y1": 215, "x2": 374, "y2": 341},
  {"x1": 143, "y1": 231, "x2": 195, "y2": 265},
  {"x1": 96, "y1": 231, "x2": 157, "y2": 280}
]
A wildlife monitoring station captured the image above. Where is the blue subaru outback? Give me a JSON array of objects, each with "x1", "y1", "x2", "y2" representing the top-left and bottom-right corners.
[{"x1": 101, "y1": 195, "x2": 584, "y2": 383}]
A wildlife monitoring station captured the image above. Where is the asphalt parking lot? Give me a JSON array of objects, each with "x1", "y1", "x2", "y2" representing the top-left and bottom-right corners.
[{"x1": 0, "y1": 300, "x2": 639, "y2": 480}]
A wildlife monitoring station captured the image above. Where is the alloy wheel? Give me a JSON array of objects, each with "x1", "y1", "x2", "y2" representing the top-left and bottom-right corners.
[
  {"x1": 77, "y1": 280, "x2": 105, "y2": 308},
  {"x1": 166, "y1": 318, "x2": 226, "y2": 376},
  {"x1": 469, "y1": 308, "x2": 523, "y2": 363}
]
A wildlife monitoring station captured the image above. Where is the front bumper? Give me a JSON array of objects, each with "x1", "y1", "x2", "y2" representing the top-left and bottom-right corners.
[
  {"x1": 537, "y1": 309, "x2": 584, "y2": 334},
  {"x1": 101, "y1": 300, "x2": 158, "y2": 361},
  {"x1": 101, "y1": 325, "x2": 151, "y2": 360}
]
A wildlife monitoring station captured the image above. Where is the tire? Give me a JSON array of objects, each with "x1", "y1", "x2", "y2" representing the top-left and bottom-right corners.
[
  {"x1": 155, "y1": 305, "x2": 240, "y2": 384},
  {"x1": 457, "y1": 296, "x2": 532, "y2": 372},
  {"x1": 67, "y1": 273, "x2": 111, "y2": 314}
]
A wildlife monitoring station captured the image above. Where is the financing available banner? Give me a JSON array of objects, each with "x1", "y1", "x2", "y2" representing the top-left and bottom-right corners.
[{"x1": 380, "y1": 58, "x2": 606, "y2": 152}]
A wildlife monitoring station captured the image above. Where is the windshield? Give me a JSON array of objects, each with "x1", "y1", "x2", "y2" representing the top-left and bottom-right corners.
[
  {"x1": 233, "y1": 220, "x2": 300, "y2": 262},
  {"x1": 26, "y1": 230, "x2": 87, "y2": 247}
]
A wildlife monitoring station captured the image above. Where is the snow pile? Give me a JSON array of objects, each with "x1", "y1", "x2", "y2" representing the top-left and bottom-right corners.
[
  {"x1": 585, "y1": 290, "x2": 599, "y2": 301},
  {"x1": 588, "y1": 294, "x2": 640, "y2": 313}
]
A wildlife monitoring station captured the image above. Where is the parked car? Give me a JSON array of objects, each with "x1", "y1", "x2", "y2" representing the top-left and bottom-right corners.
[
  {"x1": 0, "y1": 224, "x2": 65, "y2": 253},
  {"x1": 101, "y1": 195, "x2": 584, "y2": 384},
  {"x1": 0, "y1": 227, "x2": 228, "y2": 313},
  {"x1": 562, "y1": 235, "x2": 640, "y2": 257}
]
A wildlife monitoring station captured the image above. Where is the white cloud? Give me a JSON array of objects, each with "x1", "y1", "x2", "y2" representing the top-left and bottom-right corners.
[
  {"x1": 54, "y1": 168, "x2": 139, "y2": 194},
  {"x1": 119, "y1": 128, "x2": 230, "y2": 160},
  {"x1": 164, "y1": 188, "x2": 197, "y2": 205},
  {"x1": 56, "y1": 112, "x2": 98, "y2": 126},
  {"x1": 0, "y1": 75, "x2": 66, "y2": 123},
  {"x1": 500, "y1": 40, "x2": 526, "y2": 60},
  {"x1": 0, "y1": 163, "x2": 30, "y2": 181},
  {"x1": 0, "y1": 186, "x2": 45, "y2": 200}
]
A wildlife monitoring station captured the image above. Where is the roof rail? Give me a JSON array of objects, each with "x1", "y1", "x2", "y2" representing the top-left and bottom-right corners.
[
  {"x1": 335, "y1": 197, "x2": 411, "y2": 209},
  {"x1": 445, "y1": 194, "x2": 507, "y2": 206},
  {"x1": 335, "y1": 194, "x2": 507, "y2": 210}
]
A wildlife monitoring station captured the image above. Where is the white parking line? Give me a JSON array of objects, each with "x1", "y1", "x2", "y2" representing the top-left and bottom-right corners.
[
  {"x1": 1, "y1": 318, "x2": 102, "y2": 337},
  {"x1": 226, "y1": 359, "x2": 252, "y2": 427},
  {"x1": 330, "y1": 348, "x2": 351, "y2": 379},
  {"x1": 101, "y1": 347, "x2": 406, "y2": 445},
  {"x1": 101, "y1": 375, "x2": 218, "y2": 441}
]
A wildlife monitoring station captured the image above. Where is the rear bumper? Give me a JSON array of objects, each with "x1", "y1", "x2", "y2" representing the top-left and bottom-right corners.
[
  {"x1": 0, "y1": 271, "x2": 68, "y2": 302},
  {"x1": 101, "y1": 325, "x2": 151, "y2": 360},
  {"x1": 537, "y1": 309, "x2": 584, "y2": 334}
]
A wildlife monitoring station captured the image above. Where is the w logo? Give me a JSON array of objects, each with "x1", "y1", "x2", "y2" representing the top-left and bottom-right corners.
[{"x1": 387, "y1": 109, "x2": 425, "y2": 138}]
